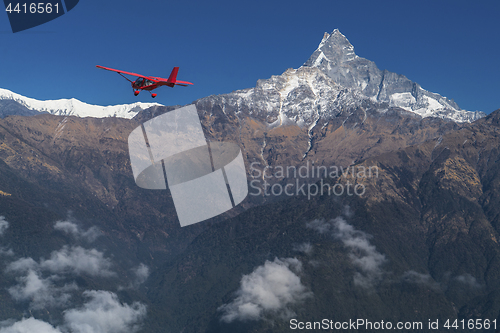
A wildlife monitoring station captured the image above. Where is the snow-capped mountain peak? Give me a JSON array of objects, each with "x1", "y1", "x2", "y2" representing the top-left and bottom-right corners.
[
  {"x1": 315, "y1": 29, "x2": 357, "y2": 64},
  {"x1": 0, "y1": 88, "x2": 161, "y2": 119},
  {"x1": 303, "y1": 29, "x2": 485, "y2": 122}
]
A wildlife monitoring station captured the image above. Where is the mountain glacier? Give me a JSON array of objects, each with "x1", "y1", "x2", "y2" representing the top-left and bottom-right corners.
[{"x1": 0, "y1": 88, "x2": 161, "y2": 119}]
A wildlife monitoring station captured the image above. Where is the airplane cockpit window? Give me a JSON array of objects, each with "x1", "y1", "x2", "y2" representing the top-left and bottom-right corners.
[
  {"x1": 134, "y1": 78, "x2": 153, "y2": 87},
  {"x1": 135, "y1": 78, "x2": 144, "y2": 86}
]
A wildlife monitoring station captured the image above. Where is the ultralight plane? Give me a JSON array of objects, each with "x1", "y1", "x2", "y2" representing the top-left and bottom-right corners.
[{"x1": 96, "y1": 65, "x2": 193, "y2": 98}]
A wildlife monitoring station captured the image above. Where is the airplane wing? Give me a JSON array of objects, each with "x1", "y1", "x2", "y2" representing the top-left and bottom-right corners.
[
  {"x1": 96, "y1": 65, "x2": 151, "y2": 79},
  {"x1": 153, "y1": 77, "x2": 194, "y2": 86},
  {"x1": 173, "y1": 80, "x2": 194, "y2": 86},
  {"x1": 97, "y1": 65, "x2": 193, "y2": 87}
]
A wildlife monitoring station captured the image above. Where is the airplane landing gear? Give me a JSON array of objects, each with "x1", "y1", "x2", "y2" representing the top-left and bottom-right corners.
[
  {"x1": 151, "y1": 93, "x2": 157, "y2": 98},
  {"x1": 134, "y1": 90, "x2": 140, "y2": 96}
]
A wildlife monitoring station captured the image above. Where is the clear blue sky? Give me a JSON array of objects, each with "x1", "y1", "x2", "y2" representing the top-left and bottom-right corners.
[{"x1": 1, "y1": 0, "x2": 499, "y2": 113}]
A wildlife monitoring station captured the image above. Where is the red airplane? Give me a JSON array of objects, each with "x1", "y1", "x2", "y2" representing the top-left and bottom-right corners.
[{"x1": 96, "y1": 65, "x2": 193, "y2": 98}]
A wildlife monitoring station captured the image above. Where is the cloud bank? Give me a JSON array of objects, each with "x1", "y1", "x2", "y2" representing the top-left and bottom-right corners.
[
  {"x1": 1, "y1": 215, "x2": 147, "y2": 332},
  {"x1": 5, "y1": 246, "x2": 115, "y2": 309},
  {"x1": 0, "y1": 291, "x2": 146, "y2": 333}
]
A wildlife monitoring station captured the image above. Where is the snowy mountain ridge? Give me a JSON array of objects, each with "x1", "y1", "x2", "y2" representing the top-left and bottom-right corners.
[
  {"x1": 0, "y1": 88, "x2": 161, "y2": 119},
  {"x1": 302, "y1": 29, "x2": 485, "y2": 122},
  {"x1": 197, "y1": 29, "x2": 484, "y2": 130},
  {"x1": 209, "y1": 65, "x2": 367, "y2": 127}
]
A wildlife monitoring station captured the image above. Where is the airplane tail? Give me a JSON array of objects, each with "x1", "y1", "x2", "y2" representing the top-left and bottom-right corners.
[{"x1": 167, "y1": 67, "x2": 179, "y2": 84}]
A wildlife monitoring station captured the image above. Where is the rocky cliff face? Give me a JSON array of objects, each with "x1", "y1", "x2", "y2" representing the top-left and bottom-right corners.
[{"x1": 144, "y1": 110, "x2": 500, "y2": 333}]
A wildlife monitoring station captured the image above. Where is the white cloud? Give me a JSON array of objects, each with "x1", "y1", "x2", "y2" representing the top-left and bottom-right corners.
[
  {"x1": 0, "y1": 216, "x2": 9, "y2": 236},
  {"x1": 54, "y1": 221, "x2": 101, "y2": 243},
  {"x1": 0, "y1": 317, "x2": 62, "y2": 333},
  {"x1": 54, "y1": 221, "x2": 79, "y2": 235},
  {"x1": 305, "y1": 219, "x2": 331, "y2": 234},
  {"x1": 333, "y1": 217, "x2": 387, "y2": 288},
  {"x1": 63, "y1": 290, "x2": 147, "y2": 333},
  {"x1": 7, "y1": 269, "x2": 77, "y2": 310},
  {"x1": 132, "y1": 264, "x2": 149, "y2": 287},
  {"x1": 293, "y1": 243, "x2": 313, "y2": 255},
  {"x1": 307, "y1": 216, "x2": 387, "y2": 288},
  {"x1": 219, "y1": 258, "x2": 311, "y2": 323},
  {"x1": 6, "y1": 258, "x2": 38, "y2": 273},
  {"x1": 40, "y1": 246, "x2": 115, "y2": 277}
]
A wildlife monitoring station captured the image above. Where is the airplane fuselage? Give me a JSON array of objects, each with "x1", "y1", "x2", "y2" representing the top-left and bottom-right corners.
[
  {"x1": 132, "y1": 77, "x2": 159, "y2": 91},
  {"x1": 132, "y1": 82, "x2": 158, "y2": 91}
]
